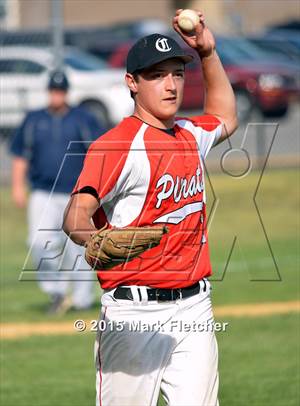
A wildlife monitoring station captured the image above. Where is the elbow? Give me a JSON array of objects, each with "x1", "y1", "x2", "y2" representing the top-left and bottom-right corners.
[
  {"x1": 226, "y1": 95, "x2": 239, "y2": 136},
  {"x1": 62, "y1": 216, "x2": 69, "y2": 236},
  {"x1": 231, "y1": 115, "x2": 239, "y2": 134},
  {"x1": 222, "y1": 115, "x2": 238, "y2": 140},
  {"x1": 226, "y1": 113, "x2": 239, "y2": 137},
  {"x1": 62, "y1": 205, "x2": 72, "y2": 236},
  {"x1": 231, "y1": 100, "x2": 239, "y2": 133}
]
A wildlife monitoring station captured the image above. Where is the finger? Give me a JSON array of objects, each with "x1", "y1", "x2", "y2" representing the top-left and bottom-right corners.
[
  {"x1": 173, "y1": 22, "x2": 183, "y2": 35},
  {"x1": 173, "y1": 17, "x2": 185, "y2": 32},
  {"x1": 173, "y1": 19, "x2": 181, "y2": 32},
  {"x1": 175, "y1": 9, "x2": 183, "y2": 16},
  {"x1": 195, "y1": 21, "x2": 204, "y2": 35}
]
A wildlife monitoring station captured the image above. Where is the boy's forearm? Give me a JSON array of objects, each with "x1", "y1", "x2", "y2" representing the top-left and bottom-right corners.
[{"x1": 63, "y1": 205, "x2": 96, "y2": 246}]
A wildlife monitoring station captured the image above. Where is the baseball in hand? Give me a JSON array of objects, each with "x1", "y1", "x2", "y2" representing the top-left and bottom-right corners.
[{"x1": 178, "y1": 9, "x2": 200, "y2": 32}]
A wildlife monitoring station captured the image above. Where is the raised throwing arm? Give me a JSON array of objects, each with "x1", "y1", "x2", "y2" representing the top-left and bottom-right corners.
[{"x1": 173, "y1": 9, "x2": 238, "y2": 142}]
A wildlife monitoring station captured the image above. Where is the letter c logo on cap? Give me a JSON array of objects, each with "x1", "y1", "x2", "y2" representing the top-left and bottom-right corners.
[{"x1": 155, "y1": 38, "x2": 172, "y2": 52}]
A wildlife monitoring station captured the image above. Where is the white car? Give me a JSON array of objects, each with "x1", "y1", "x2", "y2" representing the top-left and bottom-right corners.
[{"x1": 0, "y1": 46, "x2": 134, "y2": 130}]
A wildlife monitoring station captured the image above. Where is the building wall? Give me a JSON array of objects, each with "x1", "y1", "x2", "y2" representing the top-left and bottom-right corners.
[
  {"x1": 183, "y1": 0, "x2": 300, "y2": 34},
  {"x1": 234, "y1": 0, "x2": 300, "y2": 33},
  {"x1": 188, "y1": 0, "x2": 228, "y2": 33},
  {"x1": 17, "y1": 0, "x2": 173, "y2": 29},
  {"x1": 64, "y1": 0, "x2": 172, "y2": 27},
  {"x1": 6, "y1": 0, "x2": 300, "y2": 33},
  {"x1": 19, "y1": 0, "x2": 51, "y2": 29}
]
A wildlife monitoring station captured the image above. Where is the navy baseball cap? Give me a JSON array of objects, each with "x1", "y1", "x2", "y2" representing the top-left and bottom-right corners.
[
  {"x1": 48, "y1": 70, "x2": 69, "y2": 91},
  {"x1": 126, "y1": 33, "x2": 193, "y2": 74}
]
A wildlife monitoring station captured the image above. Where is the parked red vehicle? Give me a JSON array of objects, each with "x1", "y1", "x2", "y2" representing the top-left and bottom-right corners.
[
  {"x1": 109, "y1": 37, "x2": 298, "y2": 121},
  {"x1": 216, "y1": 36, "x2": 299, "y2": 118}
]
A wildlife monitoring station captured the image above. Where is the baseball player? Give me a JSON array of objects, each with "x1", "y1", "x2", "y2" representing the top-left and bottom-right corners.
[
  {"x1": 10, "y1": 70, "x2": 105, "y2": 313},
  {"x1": 63, "y1": 9, "x2": 237, "y2": 406}
]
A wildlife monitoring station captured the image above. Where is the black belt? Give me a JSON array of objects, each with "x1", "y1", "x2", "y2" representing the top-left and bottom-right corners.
[{"x1": 113, "y1": 281, "x2": 206, "y2": 302}]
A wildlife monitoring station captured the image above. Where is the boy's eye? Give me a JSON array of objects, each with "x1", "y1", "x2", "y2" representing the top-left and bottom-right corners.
[{"x1": 150, "y1": 71, "x2": 184, "y2": 79}]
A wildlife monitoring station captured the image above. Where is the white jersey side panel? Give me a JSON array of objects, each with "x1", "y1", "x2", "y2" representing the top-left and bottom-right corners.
[
  {"x1": 176, "y1": 119, "x2": 222, "y2": 158},
  {"x1": 101, "y1": 123, "x2": 150, "y2": 227}
]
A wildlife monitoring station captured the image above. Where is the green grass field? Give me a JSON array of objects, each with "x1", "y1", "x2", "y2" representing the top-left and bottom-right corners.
[{"x1": 1, "y1": 168, "x2": 299, "y2": 405}]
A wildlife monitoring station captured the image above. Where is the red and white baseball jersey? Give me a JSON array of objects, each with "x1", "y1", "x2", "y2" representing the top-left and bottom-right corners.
[{"x1": 73, "y1": 115, "x2": 222, "y2": 289}]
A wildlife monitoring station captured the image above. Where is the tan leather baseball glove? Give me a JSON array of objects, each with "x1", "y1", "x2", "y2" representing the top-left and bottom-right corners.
[{"x1": 85, "y1": 223, "x2": 168, "y2": 270}]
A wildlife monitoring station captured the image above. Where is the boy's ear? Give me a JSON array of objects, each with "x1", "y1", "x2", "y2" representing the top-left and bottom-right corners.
[{"x1": 125, "y1": 73, "x2": 138, "y2": 95}]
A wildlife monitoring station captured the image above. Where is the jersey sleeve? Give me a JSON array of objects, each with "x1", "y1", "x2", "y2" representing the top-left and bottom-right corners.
[
  {"x1": 72, "y1": 137, "x2": 129, "y2": 203},
  {"x1": 9, "y1": 113, "x2": 33, "y2": 158},
  {"x1": 177, "y1": 114, "x2": 223, "y2": 158}
]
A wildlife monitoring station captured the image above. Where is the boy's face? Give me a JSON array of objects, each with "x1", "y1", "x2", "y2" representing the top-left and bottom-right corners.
[{"x1": 129, "y1": 58, "x2": 185, "y2": 121}]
